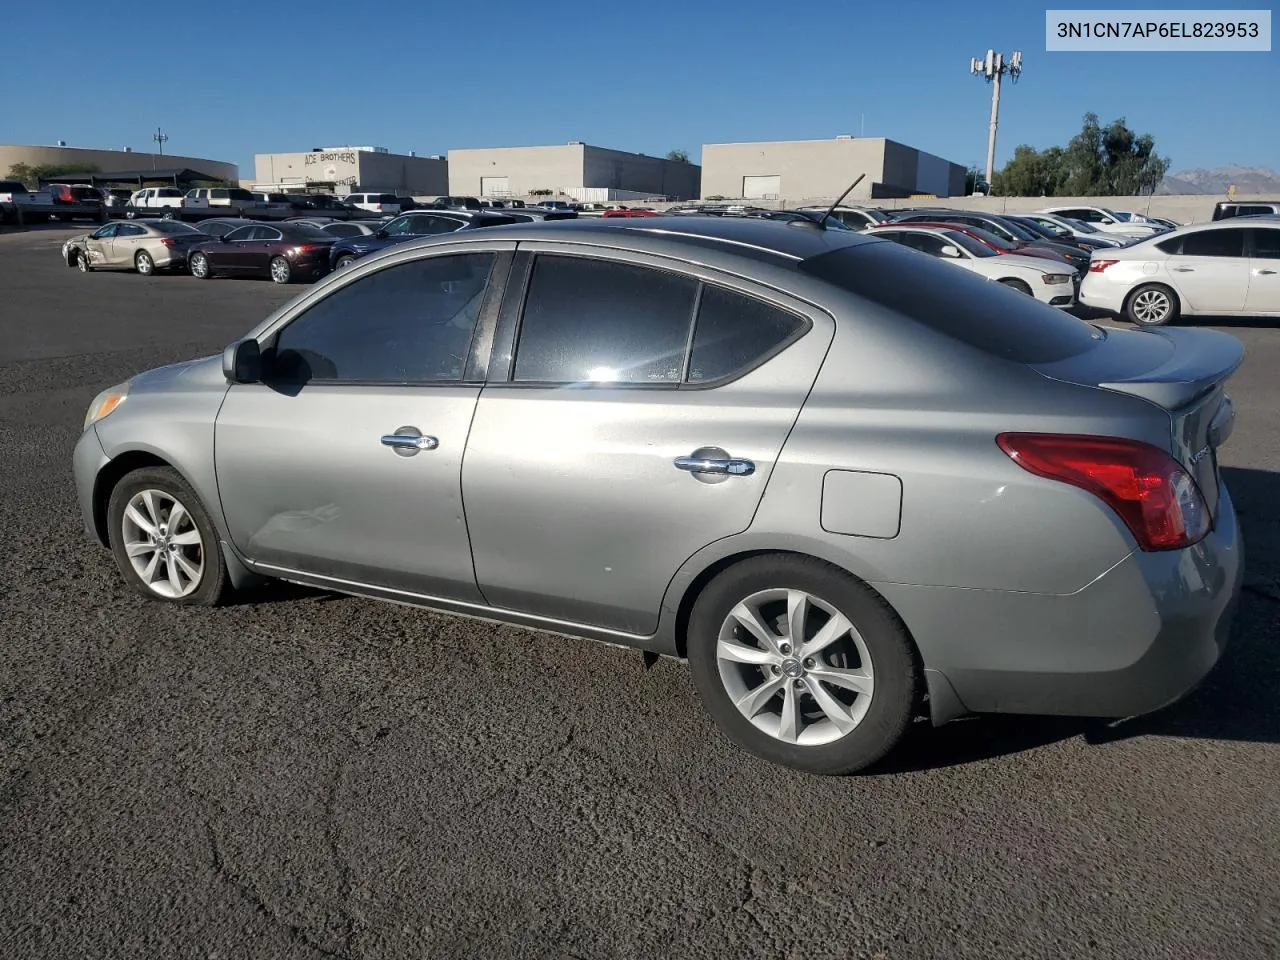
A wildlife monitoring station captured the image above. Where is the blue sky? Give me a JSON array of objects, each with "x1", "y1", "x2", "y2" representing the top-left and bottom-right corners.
[{"x1": 5, "y1": 0, "x2": 1276, "y2": 178}]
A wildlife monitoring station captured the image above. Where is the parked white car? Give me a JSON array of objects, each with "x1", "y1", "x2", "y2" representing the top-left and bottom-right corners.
[
  {"x1": 1079, "y1": 216, "x2": 1280, "y2": 325},
  {"x1": 344, "y1": 192, "x2": 406, "y2": 215},
  {"x1": 1020, "y1": 213, "x2": 1129, "y2": 248},
  {"x1": 869, "y1": 225, "x2": 1078, "y2": 308},
  {"x1": 1038, "y1": 206, "x2": 1163, "y2": 238}
]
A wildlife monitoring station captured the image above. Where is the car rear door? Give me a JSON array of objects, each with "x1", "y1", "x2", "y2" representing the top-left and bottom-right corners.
[
  {"x1": 245, "y1": 225, "x2": 283, "y2": 273},
  {"x1": 215, "y1": 225, "x2": 257, "y2": 272},
  {"x1": 111, "y1": 223, "x2": 147, "y2": 265},
  {"x1": 1245, "y1": 226, "x2": 1280, "y2": 314},
  {"x1": 1164, "y1": 228, "x2": 1249, "y2": 313},
  {"x1": 460, "y1": 247, "x2": 833, "y2": 636}
]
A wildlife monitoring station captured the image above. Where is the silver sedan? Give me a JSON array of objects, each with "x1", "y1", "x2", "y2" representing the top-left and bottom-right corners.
[
  {"x1": 72, "y1": 217, "x2": 1244, "y2": 774},
  {"x1": 62, "y1": 219, "x2": 208, "y2": 275}
]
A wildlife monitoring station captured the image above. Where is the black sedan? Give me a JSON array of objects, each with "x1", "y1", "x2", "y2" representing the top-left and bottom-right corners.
[
  {"x1": 188, "y1": 222, "x2": 336, "y2": 284},
  {"x1": 194, "y1": 217, "x2": 256, "y2": 238}
]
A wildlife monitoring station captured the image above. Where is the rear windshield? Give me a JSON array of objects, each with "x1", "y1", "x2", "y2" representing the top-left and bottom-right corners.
[
  {"x1": 282, "y1": 224, "x2": 332, "y2": 240},
  {"x1": 799, "y1": 242, "x2": 1099, "y2": 364},
  {"x1": 0, "y1": 180, "x2": 28, "y2": 193},
  {"x1": 151, "y1": 220, "x2": 200, "y2": 235}
]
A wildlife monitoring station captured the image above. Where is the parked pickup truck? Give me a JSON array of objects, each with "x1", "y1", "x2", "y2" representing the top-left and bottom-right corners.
[
  {"x1": 125, "y1": 187, "x2": 186, "y2": 219},
  {"x1": 184, "y1": 187, "x2": 291, "y2": 219},
  {"x1": 1, "y1": 180, "x2": 106, "y2": 225}
]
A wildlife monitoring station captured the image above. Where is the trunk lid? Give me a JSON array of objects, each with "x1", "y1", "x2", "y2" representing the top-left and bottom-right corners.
[{"x1": 1031, "y1": 326, "x2": 1243, "y2": 517}]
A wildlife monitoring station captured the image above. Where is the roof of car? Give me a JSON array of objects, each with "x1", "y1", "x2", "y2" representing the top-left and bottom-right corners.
[{"x1": 396, "y1": 214, "x2": 876, "y2": 263}]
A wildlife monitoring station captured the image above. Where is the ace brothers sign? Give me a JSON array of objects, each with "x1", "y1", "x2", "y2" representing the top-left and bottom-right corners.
[{"x1": 302, "y1": 150, "x2": 359, "y2": 187}]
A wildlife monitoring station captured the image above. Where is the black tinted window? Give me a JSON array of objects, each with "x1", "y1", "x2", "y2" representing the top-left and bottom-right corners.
[
  {"x1": 1252, "y1": 228, "x2": 1280, "y2": 259},
  {"x1": 271, "y1": 254, "x2": 496, "y2": 384},
  {"x1": 223, "y1": 226, "x2": 254, "y2": 242},
  {"x1": 1181, "y1": 229, "x2": 1246, "y2": 257},
  {"x1": 513, "y1": 256, "x2": 697, "y2": 384},
  {"x1": 799, "y1": 243, "x2": 1098, "y2": 364},
  {"x1": 323, "y1": 223, "x2": 363, "y2": 237},
  {"x1": 281, "y1": 224, "x2": 330, "y2": 241},
  {"x1": 688, "y1": 286, "x2": 806, "y2": 383}
]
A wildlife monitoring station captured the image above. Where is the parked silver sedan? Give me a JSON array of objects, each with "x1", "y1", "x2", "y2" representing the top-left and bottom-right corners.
[
  {"x1": 62, "y1": 219, "x2": 207, "y2": 275},
  {"x1": 72, "y1": 217, "x2": 1244, "y2": 774}
]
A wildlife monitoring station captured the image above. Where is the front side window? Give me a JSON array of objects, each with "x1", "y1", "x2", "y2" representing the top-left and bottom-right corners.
[
  {"x1": 269, "y1": 254, "x2": 497, "y2": 384},
  {"x1": 512, "y1": 256, "x2": 697, "y2": 384},
  {"x1": 1180, "y1": 229, "x2": 1246, "y2": 258},
  {"x1": 687, "y1": 285, "x2": 807, "y2": 384},
  {"x1": 91, "y1": 224, "x2": 118, "y2": 239}
]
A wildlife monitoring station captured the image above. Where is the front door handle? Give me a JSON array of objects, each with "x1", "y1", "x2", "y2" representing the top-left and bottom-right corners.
[
  {"x1": 1255, "y1": 268, "x2": 1277, "y2": 276},
  {"x1": 381, "y1": 426, "x2": 438, "y2": 457},
  {"x1": 1171, "y1": 266, "x2": 1195, "y2": 272},
  {"x1": 674, "y1": 454, "x2": 755, "y2": 476}
]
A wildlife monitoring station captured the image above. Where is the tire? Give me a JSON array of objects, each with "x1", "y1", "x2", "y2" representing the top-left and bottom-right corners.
[
  {"x1": 1125, "y1": 283, "x2": 1180, "y2": 327},
  {"x1": 160, "y1": 208, "x2": 177, "y2": 221},
  {"x1": 269, "y1": 256, "x2": 293, "y2": 284},
  {"x1": 189, "y1": 252, "x2": 212, "y2": 279},
  {"x1": 134, "y1": 250, "x2": 154, "y2": 276},
  {"x1": 336, "y1": 253, "x2": 357, "y2": 270},
  {"x1": 999, "y1": 278, "x2": 1033, "y2": 296},
  {"x1": 687, "y1": 555, "x2": 919, "y2": 775},
  {"x1": 106, "y1": 466, "x2": 231, "y2": 606},
  {"x1": 76, "y1": 251, "x2": 91, "y2": 273}
]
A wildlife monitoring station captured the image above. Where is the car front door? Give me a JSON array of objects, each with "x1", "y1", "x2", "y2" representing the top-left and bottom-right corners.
[
  {"x1": 214, "y1": 245, "x2": 513, "y2": 598},
  {"x1": 1165, "y1": 228, "x2": 1249, "y2": 312},
  {"x1": 83, "y1": 223, "x2": 118, "y2": 266},
  {"x1": 1246, "y1": 226, "x2": 1280, "y2": 313},
  {"x1": 215, "y1": 225, "x2": 258, "y2": 272},
  {"x1": 461, "y1": 248, "x2": 832, "y2": 636}
]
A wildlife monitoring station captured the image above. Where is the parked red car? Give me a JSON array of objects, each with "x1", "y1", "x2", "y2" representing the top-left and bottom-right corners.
[
  {"x1": 46, "y1": 183, "x2": 104, "y2": 206},
  {"x1": 868, "y1": 221, "x2": 1074, "y2": 268}
]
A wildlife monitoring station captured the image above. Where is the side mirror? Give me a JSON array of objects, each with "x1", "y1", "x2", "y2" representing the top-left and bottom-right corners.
[
  {"x1": 1100, "y1": 217, "x2": 1115, "y2": 224},
  {"x1": 940, "y1": 244, "x2": 961, "y2": 258},
  {"x1": 222, "y1": 338, "x2": 262, "y2": 384}
]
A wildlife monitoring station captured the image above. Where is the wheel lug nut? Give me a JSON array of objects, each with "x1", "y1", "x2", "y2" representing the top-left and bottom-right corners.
[
  {"x1": 779, "y1": 643, "x2": 791, "y2": 655},
  {"x1": 770, "y1": 664, "x2": 781, "y2": 675},
  {"x1": 804, "y1": 658, "x2": 815, "y2": 669},
  {"x1": 792, "y1": 679, "x2": 804, "y2": 689}
]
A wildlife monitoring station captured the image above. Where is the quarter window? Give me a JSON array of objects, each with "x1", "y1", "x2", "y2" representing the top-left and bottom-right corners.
[
  {"x1": 687, "y1": 285, "x2": 806, "y2": 384},
  {"x1": 269, "y1": 254, "x2": 497, "y2": 384},
  {"x1": 512, "y1": 256, "x2": 697, "y2": 384}
]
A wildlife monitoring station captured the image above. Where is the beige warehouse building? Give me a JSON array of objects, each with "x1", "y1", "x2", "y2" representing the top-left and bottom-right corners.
[
  {"x1": 448, "y1": 143, "x2": 701, "y2": 202},
  {"x1": 701, "y1": 136, "x2": 967, "y2": 202},
  {"x1": 0, "y1": 143, "x2": 237, "y2": 182},
  {"x1": 254, "y1": 146, "x2": 448, "y2": 196}
]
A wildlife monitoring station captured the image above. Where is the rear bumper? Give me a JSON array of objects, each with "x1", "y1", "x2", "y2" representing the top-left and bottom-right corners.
[{"x1": 878, "y1": 483, "x2": 1244, "y2": 720}]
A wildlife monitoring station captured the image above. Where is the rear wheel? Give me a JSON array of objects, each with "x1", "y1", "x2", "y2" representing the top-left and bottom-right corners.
[
  {"x1": 687, "y1": 555, "x2": 918, "y2": 775},
  {"x1": 1126, "y1": 283, "x2": 1179, "y2": 326},
  {"x1": 999, "y1": 278, "x2": 1033, "y2": 296},
  {"x1": 189, "y1": 252, "x2": 212, "y2": 279},
  {"x1": 269, "y1": 256, "x2": 293, "y2": 284},
  {"x1": 134, "y1": 250, "x2": 154, "y2": 276}
]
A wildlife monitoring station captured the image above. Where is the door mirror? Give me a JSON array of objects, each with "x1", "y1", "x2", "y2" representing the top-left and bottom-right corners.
[
  {"x1": 1100, "y1": 217, "x2": 1114, "y2": 224},
  {"x1": 222, "y1": 338, "x2": 262, "y2": 384},
  {"x1": 940, "y1": 244, "x2": 961, "y2": 258}
]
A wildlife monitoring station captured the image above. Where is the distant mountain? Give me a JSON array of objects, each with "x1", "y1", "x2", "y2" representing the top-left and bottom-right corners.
[{"x1": 1155, "y1": 165, "x2": 1280, "y2": 196}]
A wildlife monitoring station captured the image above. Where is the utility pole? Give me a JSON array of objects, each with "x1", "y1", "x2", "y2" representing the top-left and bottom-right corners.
[
  {"x1": 969, "y1": 50, "x2": 1022, "y2": 190},
  {"x1": 153, "y1": 127, "x2": 168, "y2": 156}
]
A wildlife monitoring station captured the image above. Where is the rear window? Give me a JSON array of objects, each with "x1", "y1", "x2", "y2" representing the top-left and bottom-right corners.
[
  {"x1": 0, "y1": 180, "x2": 29, "y2": 193},
  {"x1": 151, "y1": 220, "x2": 199, "y2": 235},
  {"x1": 282, "y1": 224, "x2": 332, "y2": 241},
  {"x1": 798, "y1": 242, "x2": 1099, "y2": 364}
]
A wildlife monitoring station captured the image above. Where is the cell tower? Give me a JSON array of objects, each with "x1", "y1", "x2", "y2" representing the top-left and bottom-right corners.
[{"x1": 969, "y1": 50, "x2": 1023, "y2": 191}]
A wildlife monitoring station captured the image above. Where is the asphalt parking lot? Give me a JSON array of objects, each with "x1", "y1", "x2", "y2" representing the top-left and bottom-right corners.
[{"x1": 1, "y1": 223, "x2": 1278, "y2": 960}]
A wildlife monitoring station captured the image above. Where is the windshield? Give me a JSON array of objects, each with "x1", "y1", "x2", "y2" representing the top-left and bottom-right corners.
[
  {"x1": 1109, "y1": 210, "x2": 1133, "y2": 221},
  {"x1": 1067, "y1": 218, "x2": 1099, "y2": 234},
  {"x1": 945, "y1": 231, "x2": 998, "y2": 257},
  {"x1": 1012, "y1": 218, "x2": 1055, "y2": 239},
  {"x1": 994, "y1": 217, "x2": 1040, "y2": 242}
]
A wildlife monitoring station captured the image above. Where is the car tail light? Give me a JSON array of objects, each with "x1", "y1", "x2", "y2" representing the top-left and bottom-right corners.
[
  {"x1": 1089, "y1": 258, "x2": 1119, "y2": 273},
  {"x1": 159, "y1": 238, "x2": 176, "y2": 247},
  {"x1": 996, "y1": 433, "x2": 1210, "y2": 551},
  {"x1": 287, "y1": 244, "x2": 321, "y2": 257}
]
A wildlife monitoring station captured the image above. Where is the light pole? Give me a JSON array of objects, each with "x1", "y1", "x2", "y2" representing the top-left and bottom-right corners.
[{"x1": 969, "y1": 49, "x2": 1022, "y2": 190}]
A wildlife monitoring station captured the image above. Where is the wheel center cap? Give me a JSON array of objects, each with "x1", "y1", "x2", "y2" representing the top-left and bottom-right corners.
[{"x1": 781, "y1": 658, "x2": 805, "y2": 679}]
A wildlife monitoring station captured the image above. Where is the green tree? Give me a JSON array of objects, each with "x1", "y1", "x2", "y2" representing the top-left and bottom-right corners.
[
  {"x1": 7, "y1": 162, "x2": 100, "y2": 188},
  {"x1": 665, "y1": 149, "x2": 690, "y2": 163},
  {"x1": 991, "y1": 113, "x2": 1168, "y2": 197}
]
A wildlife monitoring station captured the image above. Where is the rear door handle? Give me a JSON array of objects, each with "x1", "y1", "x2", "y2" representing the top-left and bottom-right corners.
[
  {"x1": 1172, "y1": 266, "x2": 1195, "y2": 272},
  {"x1": 674, "y1": 454, "x2": 755, "y2": 476},
  {"x1": 1255, "y1": 268, "x2": 1277, "y2": 276}
]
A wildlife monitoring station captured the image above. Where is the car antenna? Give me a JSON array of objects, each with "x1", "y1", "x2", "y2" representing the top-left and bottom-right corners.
[{"x1": 816, "y1": 173, "x2": 866, "y2": 229}]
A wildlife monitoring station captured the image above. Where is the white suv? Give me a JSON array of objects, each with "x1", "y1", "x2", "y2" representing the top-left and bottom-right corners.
[{"x1": 344, "y1": 192, "x2": 406, "y2": 214}]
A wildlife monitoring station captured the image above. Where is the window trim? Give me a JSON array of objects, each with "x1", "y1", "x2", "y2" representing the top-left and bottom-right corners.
[
  {"x1": 255, "y1": 249, "x2": 514, "y2": 389},
  {"x1": 488, "y1": 248, "x2": 813, "y2": 391}
]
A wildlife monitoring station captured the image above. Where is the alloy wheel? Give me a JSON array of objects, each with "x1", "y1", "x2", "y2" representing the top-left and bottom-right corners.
[
  {"x1": 270, "y1": 258, "x2": 291, "y2": 283},
  {"x1": 120, "y1": 489, "x2": 205, "y2": 599},
  {"x1": 190, "y1": 253, "x2": 209, "y2": 279},
  {"x1": 1131, "y1": 288, "x2": 1172, "y2": 324},
  {"x1": 136, "y1": 252, "x2": 153, "y2": 275},
  {"x1": 716, "y1": 588, "x2": 874, "y2": 746}
]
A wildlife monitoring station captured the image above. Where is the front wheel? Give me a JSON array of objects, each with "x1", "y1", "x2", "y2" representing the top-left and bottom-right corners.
[
  {"x1": 998, "y1": 278, "x2": 1033, "y2": 296},
  {"x1": 335, "y1": 253, "x2": 357, "y2": 270},
  {"x1": 160, "y1": 208, "x2": 177, "y2": 221},
  {"x1": 687, "y1": 555, "x2": 919, "y2": 775},
  {"x1": 189, "y1": 252, "x2": 212, "y2": 279},
  {"x1": 134, "y1": 250, "x2": 154, "y2": 276},
  {"x1": 269, "y1": 256, "x2": 293, "y2": 284},
  {"x1": 1126, "y1": 283, "x2": 1179, "y2": 326},
  {"x1": 106, "y1": 466, "x2": 231, "y2": 606}
]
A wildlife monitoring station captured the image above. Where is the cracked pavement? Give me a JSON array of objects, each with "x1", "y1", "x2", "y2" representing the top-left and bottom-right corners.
[{"x1": 1, "y1": 226, "x2": 1279, "y2": 959}]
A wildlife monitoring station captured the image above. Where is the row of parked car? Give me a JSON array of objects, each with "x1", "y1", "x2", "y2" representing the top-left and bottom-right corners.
[{"x1": 59, "y1": 199, "x2": 1280, "y2": 325}]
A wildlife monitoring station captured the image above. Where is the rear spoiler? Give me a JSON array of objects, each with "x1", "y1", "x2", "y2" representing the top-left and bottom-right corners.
[{"x1": 1097, "y1": 328, "x2": 1244, "y2": 410}]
